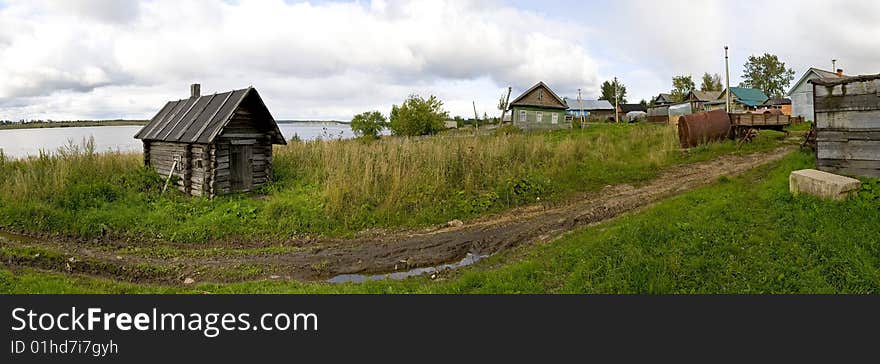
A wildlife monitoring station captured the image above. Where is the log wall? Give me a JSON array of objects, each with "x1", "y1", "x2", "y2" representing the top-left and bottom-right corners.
[{"x1": 145, "y1": 141, "x2": 212, "y2": 196}]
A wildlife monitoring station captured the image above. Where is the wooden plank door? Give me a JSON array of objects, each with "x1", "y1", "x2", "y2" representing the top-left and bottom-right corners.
[{"x1": 230, "y1": 144, "x2": 253, "y2": 191}]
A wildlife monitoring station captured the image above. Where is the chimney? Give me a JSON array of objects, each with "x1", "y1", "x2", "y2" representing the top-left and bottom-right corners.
[
  {"x1": 836, "y1": 69, "x2": 844, "y2": 77},
  {"x1": 190, "y1": 83, "x2": 201, "y2": 98}
]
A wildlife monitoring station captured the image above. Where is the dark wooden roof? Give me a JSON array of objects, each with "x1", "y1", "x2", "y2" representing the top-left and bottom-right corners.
[
  {"x1": 135, "y1": 87, "x2": 286, "y2": 144},
  {"x1": 618, "y1": 103, "x2": 647, "y2": 113}
]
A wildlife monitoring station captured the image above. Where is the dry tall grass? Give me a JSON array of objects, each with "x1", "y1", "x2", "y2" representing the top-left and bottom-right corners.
[
  {"x1": 2, "y1": 124, "x2": 734, "y2": 239},
  {"x1": 274, "y1": 124, "x2": 680, "y2": 217}
]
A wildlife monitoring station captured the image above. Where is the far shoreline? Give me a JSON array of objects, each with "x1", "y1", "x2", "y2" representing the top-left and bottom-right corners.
[
  {"x1": 0, "y1": 120, "x2": 148, "y2": 130},
  {"x1": 1, "y1": 119, "x2": 350, "y2": 131}
]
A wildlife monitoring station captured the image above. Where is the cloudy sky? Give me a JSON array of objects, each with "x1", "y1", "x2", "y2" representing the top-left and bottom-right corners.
[{"x1": 0, "y1": 0, "x2": 878, "y2": 121}]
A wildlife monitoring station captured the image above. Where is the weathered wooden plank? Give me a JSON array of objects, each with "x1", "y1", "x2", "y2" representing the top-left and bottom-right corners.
[
  {"x1": 219, "y1": 133, "x2": 264, "y2": 138},
  {"x1": 815, "y1": 79, "x2": 879, "y2": 97},
  {"x1": 815, "y1": 94, "x2": 880, "y2": 113},
  {"x1": 817, "y1": 131, "x2": 880, "y2": 142},
  {"x1": 818, "y1": 163, "x2": 880, "y2": 178},
  {"x1": 816, "y1": 110, "x2": 880, "y2": 129},
  {"x1": 817, "y1": 140, "x2": 880, "y2": 161},
  {"x1": 229, "y1": 139, "x2": 257, "y2": 145}
]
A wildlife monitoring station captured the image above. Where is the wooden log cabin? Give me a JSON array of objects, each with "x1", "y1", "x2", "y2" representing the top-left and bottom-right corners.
[
  {"x1": 134, "y1": 84, "x2": 286, "y2": 197},
  {"x1": 811, "y1": 74, "x2": 880, "y2": 177}
]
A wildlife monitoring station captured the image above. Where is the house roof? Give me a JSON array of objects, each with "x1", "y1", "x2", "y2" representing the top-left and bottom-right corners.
[
  {"x1": 764, "y1": 97, "x2": 792, "y2": 106},
  {"x1": 655, "y1": 93, "x2": 675, "y2": 103},
  {"x1": 509, "y1": 81, "x2": 568, "y2": 109},
  {"x1": 689, "y1": 90, "x2": 723, "y2": 101},
  {"x1": 135, "y1": 87, "x2": 286, "y2": 145},
  {"x1": 618, "y1": 103, "x2": 647, "y2": 113},
  {"x1": 564, "y1": 98, "x2": 614, "y2": 111},
  {"x1": 787, "y1": 68, "x2": 847, "y2": 96},
  {"x1": 729, "y1": 87, "x2": 769, "y2": 107}
]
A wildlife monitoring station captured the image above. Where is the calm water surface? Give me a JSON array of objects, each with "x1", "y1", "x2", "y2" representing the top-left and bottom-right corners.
[{"x1": 0, "y1": 123, "x2": 354, "y2": 159}]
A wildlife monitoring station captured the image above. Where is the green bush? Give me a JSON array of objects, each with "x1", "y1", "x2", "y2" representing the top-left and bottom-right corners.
[
  {"x1": 350, "y1": 111, "x2": 387, "y2": 139},
  {"x1": 388, "y1": 94, "x2": 448, "y2": 136}
]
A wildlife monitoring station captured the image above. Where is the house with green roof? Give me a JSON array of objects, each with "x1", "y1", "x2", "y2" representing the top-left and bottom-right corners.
[{"x1": 704, "y1": 87, "x2": 769, "y2": 113}]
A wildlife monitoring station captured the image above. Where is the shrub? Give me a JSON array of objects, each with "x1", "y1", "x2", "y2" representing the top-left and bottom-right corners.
[
  {"x1": 388, "y1": 94, "x2": 448, "y2": 136},
  {"x1": 350, "y1": 111, "x2": 387, "y2": 139}
]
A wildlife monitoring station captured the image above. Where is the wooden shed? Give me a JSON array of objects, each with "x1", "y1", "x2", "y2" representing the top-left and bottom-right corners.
[
  {"x1": 134, "y1": 84, "x2": 286, "y2": 197},
  {"x1": 811, "y1": 74, "x2": 880, "y2": 177}
]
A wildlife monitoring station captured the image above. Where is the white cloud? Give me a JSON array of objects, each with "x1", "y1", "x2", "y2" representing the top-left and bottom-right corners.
[
  {"x1": 0, "y1": 0, "x2": 600, "y2": 120},
  {"x1": 1, "y1": 0, "x2": 877, "y2": 121}
]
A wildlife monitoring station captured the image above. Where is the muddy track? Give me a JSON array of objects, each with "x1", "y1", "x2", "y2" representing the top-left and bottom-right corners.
[{"x1": 1, "y1": 147, "x2": 794, "y2": 284}]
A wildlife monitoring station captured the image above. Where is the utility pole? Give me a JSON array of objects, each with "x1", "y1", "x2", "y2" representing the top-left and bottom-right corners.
[
  {"x1": 724, "y1": 46, "x2": 731, "y2": 113},
  {"x1": 473, "y1": 100, "x2": 479, "y2": 130},
  {"x1": 577, "y1": 88, "x2": 585, "y2": 127},
  {"x1": 613, "y1": 77, "x2": 620, "y2": 123}
]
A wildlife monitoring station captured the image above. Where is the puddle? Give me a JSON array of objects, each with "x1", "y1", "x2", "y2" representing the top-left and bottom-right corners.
[{"x1": 326, "y1": 252, "x2": 489, "y2": 284}]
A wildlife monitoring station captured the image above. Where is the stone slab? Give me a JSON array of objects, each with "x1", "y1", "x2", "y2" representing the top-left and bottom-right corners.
[{"x1": 790, "y1": 169, "x2": 861, "y2": 201}]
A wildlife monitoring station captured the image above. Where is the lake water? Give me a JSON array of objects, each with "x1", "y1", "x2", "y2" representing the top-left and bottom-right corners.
[{"x1": 0, "y1": 123, "x2": 354, "y2": 159}]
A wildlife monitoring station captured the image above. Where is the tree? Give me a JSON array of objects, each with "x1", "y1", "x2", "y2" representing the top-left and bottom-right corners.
[
  {"x1": 639, "y1": 99, "x2": 648, "y2": 108},
  {"x1": 497, "y1": 94, "x2": 508, "y2": 114},
  {"x1": 700, "y1": 73, "x2": 723, "y2": 92},
  {"x1": 671, "y1": 75, "x2": 695, "y2": 102},
  {"x1": 599, "y1": 79, "x2": 627, "y2": 104},
  {"x1": 739, "y1": 53, "x2": 796, "y2": 98},
  {"x1": 350, "y1": 111, "x2": 387, "y2": 139},
  {"x1": 388, "y1": 94, "x2": 449, "y2": 136}
]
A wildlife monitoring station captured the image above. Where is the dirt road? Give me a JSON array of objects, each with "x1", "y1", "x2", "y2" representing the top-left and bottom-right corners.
[{"x1": 1, "y1": 147, "x2": 794, "y2": 284}]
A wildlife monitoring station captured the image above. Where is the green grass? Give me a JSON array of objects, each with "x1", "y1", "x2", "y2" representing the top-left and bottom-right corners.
[
  {"x1": 0, "y1": 124, "x2": 785, "y2": 242},
  {"x1": 4, "y1": 149, "x2": 877, "y2": 294}
]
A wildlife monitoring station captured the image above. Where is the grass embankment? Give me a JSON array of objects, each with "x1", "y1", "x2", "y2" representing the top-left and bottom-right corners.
[
  {"x1": 4, "y1": 149, "x2": 878, "y2": 293},
  {"x1": 0, "y1": 123, "x2": 783, "y2": 242},
  {"x1": 0, "y1": 120, "x2": 147, "y2": 130}
]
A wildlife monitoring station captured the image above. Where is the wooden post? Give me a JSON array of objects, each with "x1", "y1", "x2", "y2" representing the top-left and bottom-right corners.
[{"x1": 161, "y1": 160, "x2": 179, "y2": 195}]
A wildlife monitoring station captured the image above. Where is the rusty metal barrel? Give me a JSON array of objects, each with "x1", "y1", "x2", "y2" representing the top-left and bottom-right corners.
[{"x1": 677, "y1": 109, "x2": 732, "y2": 148}]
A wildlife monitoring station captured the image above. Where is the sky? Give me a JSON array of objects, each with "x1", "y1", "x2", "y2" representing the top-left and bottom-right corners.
[{"x1": 0, "y1": 0, "x2": 878, "y2": 121}]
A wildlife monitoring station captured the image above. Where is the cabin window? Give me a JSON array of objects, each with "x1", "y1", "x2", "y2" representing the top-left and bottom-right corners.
[
  {"x1": 172, "y1": 155, "x2": 183, "y2": 172},
  {"x1": 536, "y1": 111, "x2": 543, "y2": 123},
  {"x1": 196, "y1": 160, "x2": 203, "y2": 169},
  {"x1": 519, "y1": 110, "x2": 527, "y2": 122},
  {"x1": 551, "y1": 113, "x2": 559, "y2": 124},
  {"x1": 538, "y1": 90, "x2": 544, "y2": 101}
]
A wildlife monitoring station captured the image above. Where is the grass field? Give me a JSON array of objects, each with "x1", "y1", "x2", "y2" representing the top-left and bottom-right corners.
[
  {"x1": 0, "y1": 123, "x2": 784, "y2": 243},
  {"x1": 3, "y1": 149, "x2": 877, "y2": 294}
]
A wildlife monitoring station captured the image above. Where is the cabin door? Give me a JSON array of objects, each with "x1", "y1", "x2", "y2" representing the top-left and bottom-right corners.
[{"x1": 230, "y1": 144, "x2": 253, "y2": 191}]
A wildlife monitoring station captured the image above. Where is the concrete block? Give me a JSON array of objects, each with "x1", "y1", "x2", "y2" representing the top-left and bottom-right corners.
[{"x1": 790, "y1": 169, "x2": 861, "y2": 201}]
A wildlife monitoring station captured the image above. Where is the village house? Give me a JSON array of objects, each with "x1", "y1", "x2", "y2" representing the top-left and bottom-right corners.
[
  {"x1": 703, "y1": 87, "x2": 769, "y2": 113},
  {"x1": 788, "y1": 68, "x2": 847, "y2": 120},
  {"x1": 564, "y1": 97, "x2": 616, "y2": 121},
  {"x1": 761, "y1": 98, "x2": 792, "y2": 115},
  {"x1": 652, "y1": 93, "x2": 676, "y2": 106},
  {"x1": 509, "y1": 82, "x2": 569, "y2": 129},
  {"x1": 685, "y1": 90, "x2": 723, "y2": 112},
  {"x1": 134, "y1": 84, "x2": 286, "y2": 197}
]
